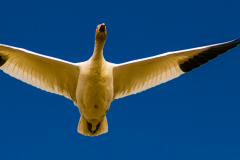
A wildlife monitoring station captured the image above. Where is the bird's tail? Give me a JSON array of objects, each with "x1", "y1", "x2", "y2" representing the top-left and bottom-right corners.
[{"x1": 77, "y1": 116, "x2": 108, "y2": 136}]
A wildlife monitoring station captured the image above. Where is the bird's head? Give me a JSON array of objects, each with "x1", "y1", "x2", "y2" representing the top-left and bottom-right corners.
[{"x1": 95, "y1": 23, "x2": 107, "y2": 43}]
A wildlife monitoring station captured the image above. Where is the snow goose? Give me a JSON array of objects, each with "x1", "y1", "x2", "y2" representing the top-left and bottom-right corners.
[{"x1": 0, "y1": 23, "x2": 239, "y2": 136}]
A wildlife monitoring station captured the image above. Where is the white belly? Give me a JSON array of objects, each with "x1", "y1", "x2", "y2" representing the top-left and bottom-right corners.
[{"x1": 76, "y1": 61, "x2": 114, "y2": 119}]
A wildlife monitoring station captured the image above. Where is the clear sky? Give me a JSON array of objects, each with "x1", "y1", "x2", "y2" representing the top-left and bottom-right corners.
[{"x1": 0, "y1": 0, "x2": 240, "y2": 159}]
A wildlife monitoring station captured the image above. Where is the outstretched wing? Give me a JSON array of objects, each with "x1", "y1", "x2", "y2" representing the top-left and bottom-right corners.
[
  {"x1": 113, "y1": 38, "x2": 240, "y2": 99},
  {"x1": 0, "y1": 44, "x2": 79, "y2": 102}
]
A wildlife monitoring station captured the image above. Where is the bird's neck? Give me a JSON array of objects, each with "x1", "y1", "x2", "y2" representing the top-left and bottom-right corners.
[{"x1": 91, "y1": 41, "x2": 105, "y2": 61}]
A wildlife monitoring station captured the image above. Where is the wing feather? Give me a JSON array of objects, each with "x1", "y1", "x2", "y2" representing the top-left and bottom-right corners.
[
  {"x1": 0, "y1": 44, "x2": 80, "y2": 102},
  {"x1": 113, "y1": 38, "x2": 240, "y2": 99}
]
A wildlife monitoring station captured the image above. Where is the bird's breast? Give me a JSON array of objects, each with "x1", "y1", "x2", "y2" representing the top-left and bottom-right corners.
[{"x1": 76, "y1": 62, "x2": 114, "y2": 118}]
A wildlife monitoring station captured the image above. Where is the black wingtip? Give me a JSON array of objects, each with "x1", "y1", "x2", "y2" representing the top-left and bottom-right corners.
[
  {"x1": 0, "y1": 56, "x2": 7, "y2": 67},
  {"x1": 179, "y1": 38, "x2": 240, "y2": 73},
  {"x1": 237, "y1": 37, "x2": 240, "y2": 43},
  {"x1": 231, "y1": 37, "x2": 240, "y2": 44}
]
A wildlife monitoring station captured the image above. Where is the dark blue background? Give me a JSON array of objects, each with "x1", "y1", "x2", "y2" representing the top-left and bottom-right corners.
[{"x1": 0, "y1": 0, "x2": 240, "y2": 159}]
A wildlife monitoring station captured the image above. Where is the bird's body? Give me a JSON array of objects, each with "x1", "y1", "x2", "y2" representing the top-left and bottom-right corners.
[
  {"x1": 77, "y1": 60, "x2": 113, "y2": 118},
  {"x1": 76, "y1": 58, "x2": 113, "y2": 135},
  {"x1": 0, "y1": 23, "x2": 239, "y2": 136}
]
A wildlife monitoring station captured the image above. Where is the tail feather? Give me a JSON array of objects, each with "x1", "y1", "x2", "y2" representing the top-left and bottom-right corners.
[{"x1": 77, "y1": 116, "x2": 108, "y2": 136}]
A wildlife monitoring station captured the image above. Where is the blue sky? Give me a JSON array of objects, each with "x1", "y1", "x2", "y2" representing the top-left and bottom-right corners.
[{"x1": 0, "y1": 0, "x2": 240, "y2": 159}]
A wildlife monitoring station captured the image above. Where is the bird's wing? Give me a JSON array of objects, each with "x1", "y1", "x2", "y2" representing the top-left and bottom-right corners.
[
  {"x1": 113, "y1": 38, "x2": 240, "y2": 99},
  {"x1": 0, "y1": 44, "x2": 79, "y2": 102}
]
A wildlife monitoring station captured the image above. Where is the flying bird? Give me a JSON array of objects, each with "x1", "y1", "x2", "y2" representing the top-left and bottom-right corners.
[{"x1": 0, "y1": 23, "x2": 239, "y2": 136}]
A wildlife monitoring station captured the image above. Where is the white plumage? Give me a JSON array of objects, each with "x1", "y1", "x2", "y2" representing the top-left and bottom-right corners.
[{"x1": 0, "y1": 23, "x2": 239, "y2": 136}]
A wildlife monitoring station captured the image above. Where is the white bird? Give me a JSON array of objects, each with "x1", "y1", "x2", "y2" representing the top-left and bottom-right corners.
[{"x1": 0, "y1": 23, "x2": 239, "y2": 136}]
